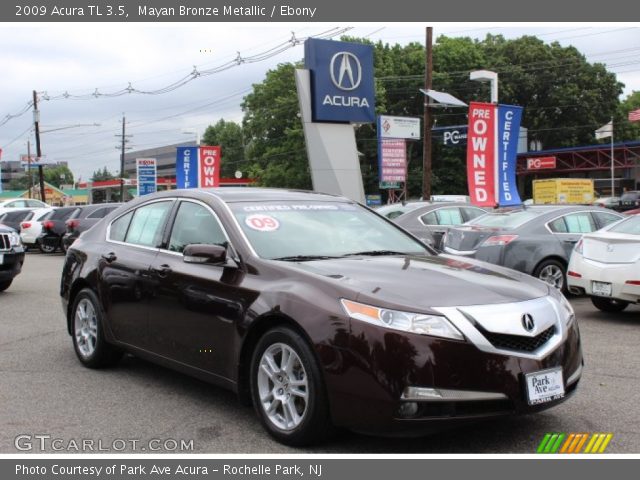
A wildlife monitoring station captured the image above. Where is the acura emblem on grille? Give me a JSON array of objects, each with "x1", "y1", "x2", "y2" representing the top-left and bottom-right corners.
[{"x1": 522, "y1": 313, "x2": 535, "y2": 332}]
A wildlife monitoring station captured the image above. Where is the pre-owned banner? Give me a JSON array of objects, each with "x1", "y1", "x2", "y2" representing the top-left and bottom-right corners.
[
  {"x1": 466, "y1": 102, "x2": 497, "y2": 207},
  {"x1": 198, "y1": 146, "x2": 221, "y2": 188},
  {"x1": 497, "y1": 105, "x2": 523, "y2": 206},
  {"x1": 176, "y1": 147, "x2": 200, "y2": 189}
]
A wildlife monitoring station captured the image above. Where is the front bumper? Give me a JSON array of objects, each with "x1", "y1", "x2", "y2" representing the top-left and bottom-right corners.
[
  {"x1": 568, "y1": 255, "x2": 640, "y2": 304},
  {"x1": 325, "y1": 309, "x2": 582, "y2": 435},
  {"x1": 0, "y1": 249, "x2": 26, "y2": 282}
]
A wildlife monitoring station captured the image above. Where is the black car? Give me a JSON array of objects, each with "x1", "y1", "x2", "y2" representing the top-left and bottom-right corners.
[
  {"x1": 0, "y1": 209, "x2": 34, "y2": 233},
  {"x1": 618, "y1": 191, "x2": 640, "y2": 212},
  {"x1": 443, "y1": 205, "x2": 623, "y2": 291},
  {"x1": 36, "y1": 206, "x2": 81, "y2": 253},
  {"x1": 61, "y1": 188, "x2": 582, "y2": 446},
  {"x1": 0, "y1": 224, "x2": 26, "y2": 292},
  {"x1": 61, "y1": 203, "x2": 121, "y2": 252}
]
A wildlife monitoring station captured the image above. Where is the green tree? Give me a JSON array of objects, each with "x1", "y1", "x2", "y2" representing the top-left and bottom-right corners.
[
  {"x1": 201, "y1": 119, "x2": 246, "y2": 178},
  {"x1": 91, "y1": 166, "x2": 116, "y2": 182},
  {"x1": 44, "y1": 165, "x2": 74, "y2": 188}
]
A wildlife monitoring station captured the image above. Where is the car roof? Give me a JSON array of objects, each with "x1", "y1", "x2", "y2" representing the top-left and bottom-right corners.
[{"x1": 196, "y1": 187, "x2": 348, "y2": 203}]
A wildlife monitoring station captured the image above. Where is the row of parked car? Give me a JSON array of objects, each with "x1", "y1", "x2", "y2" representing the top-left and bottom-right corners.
[
  {"x1": 0, "y1": 199, "x2": 121, "y2": 253},
  {"x1": 377, "y1": 200, "x2": 639, "y2": 312}
]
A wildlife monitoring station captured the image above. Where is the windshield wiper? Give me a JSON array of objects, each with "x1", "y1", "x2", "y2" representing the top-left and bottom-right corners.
[
  {"x1": 341, "y1": 250, "x2": 408, "y2": 257},
  {"x1": 272, "y1": 255, "x2": 340, "y2": 262}
]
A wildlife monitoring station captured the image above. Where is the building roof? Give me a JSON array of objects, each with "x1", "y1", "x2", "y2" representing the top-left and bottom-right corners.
[{"x1": 0, "y1": 190, "x2": 26, "y2": 199}]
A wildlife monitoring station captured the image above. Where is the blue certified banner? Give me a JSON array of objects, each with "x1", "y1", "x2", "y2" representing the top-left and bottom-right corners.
[
  {"x1": 176, "y1": 147, "x2": 199, "y2": 189},
  {"x1": 304, "y1": 38, "x2": 375, "y2": 123},
  {"x1": 497, "y1": 105, "x2": 523, "y2": 206}
]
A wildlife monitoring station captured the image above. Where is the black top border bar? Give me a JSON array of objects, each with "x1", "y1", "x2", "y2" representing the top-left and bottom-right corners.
[{"x1": 4, "y1": 0, "x2": 640, "y2": 22}]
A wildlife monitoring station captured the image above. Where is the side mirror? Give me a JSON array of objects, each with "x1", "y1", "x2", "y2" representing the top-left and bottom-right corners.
[{"x1": 183, "y1": 244, "x2": 227, "y2": 265}]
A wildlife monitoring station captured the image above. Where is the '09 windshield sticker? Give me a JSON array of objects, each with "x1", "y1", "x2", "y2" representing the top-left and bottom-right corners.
[{"x1": 245, "y1": 214, "x2": 280, "y2": 232}]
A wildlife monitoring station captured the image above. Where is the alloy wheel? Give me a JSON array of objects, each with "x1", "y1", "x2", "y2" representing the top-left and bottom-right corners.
[{"x1": 74, "y1": 298, "x2": 98, "y2": 358}]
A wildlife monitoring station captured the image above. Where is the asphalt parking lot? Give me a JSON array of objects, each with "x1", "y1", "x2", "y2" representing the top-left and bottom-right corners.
[{"x1": 1, "y1": 252, "x2": 639, "y2": 453}]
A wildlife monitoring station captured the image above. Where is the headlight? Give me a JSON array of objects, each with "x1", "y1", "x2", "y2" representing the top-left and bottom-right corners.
[
  {"x1": 549, "y1": 287, "x2": 575, "y2": 327},
  {"x1": 340, "y1": 299, "x2": 465, "y2": 341},
  {"x1": 8, "y1": 232, "x2": 21, "y2": 247}
]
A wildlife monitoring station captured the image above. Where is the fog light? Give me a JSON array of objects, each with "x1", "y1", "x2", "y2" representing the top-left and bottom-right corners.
[{"x1": 397, "y1": 402, "x2": 419, "y2": 418}]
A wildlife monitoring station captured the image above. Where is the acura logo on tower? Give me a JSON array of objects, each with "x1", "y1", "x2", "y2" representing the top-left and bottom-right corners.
[
  {"x1": 522, "y1": 313, "x2": 536, "y2": 332},
  {"x1": 330, "y1": 52, "x2": 362, "y2": 91}
]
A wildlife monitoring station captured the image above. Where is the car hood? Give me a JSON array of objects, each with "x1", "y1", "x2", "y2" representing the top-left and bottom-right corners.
[{"x1": 286, "y1": 254, "x2": 548, "y2": 309}]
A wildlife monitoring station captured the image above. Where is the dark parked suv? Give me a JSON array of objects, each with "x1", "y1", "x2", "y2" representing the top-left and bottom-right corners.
[
  {"x1": 37, "y1": 207, "x2": 80, "y2": 253},
  {"x1": 61, "y1": 203, "x2": 121, "y2": 252},
  {"x1": 0, "y1": 209, "x2": 34, "y2": 233},
  {"x1": 0, "y1": 224, "x2": 25, "y2": 292},
  {"x1": 618, "y1": 191, "x2": 640, "y2": 212}
]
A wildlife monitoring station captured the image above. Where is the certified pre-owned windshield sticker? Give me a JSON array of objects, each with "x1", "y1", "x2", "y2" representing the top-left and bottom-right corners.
[
  {"x1": 243, "y1": 204, "x2": 344, "y2": 212},
  {"x1": 245, "y1": 214, "x2": 280, "y2": 232}
]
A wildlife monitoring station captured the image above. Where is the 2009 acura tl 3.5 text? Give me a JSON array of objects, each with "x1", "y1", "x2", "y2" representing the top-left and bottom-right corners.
[{"x1": 60, "y1": 188, "x2": 582, "y2": 446}]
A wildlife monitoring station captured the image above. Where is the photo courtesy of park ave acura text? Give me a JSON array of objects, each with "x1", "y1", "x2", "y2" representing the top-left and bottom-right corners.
[{"x1": 1, "y1": 10, "x2": 640, "y2": 457}]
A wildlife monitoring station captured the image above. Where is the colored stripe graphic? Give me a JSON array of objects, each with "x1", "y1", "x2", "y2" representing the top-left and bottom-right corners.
[{"x1": 539, "y1": 433, "x2": 613, "y2": 453}]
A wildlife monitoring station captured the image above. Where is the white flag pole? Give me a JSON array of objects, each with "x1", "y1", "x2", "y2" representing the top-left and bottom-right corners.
[{"x1": 610, "y1": 116, "x2": 615, "y2": 196}]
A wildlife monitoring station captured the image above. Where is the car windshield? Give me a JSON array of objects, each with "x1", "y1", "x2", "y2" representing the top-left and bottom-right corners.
[
  {"x1": 608, "y1": 215, "x2": 640, "y2": 235},
  {"x1": 469, "y1": 210, "x2": 541, "y2": 229},
  {"x1": 230, "y1": 201, "x2": 431, "y2": 260}
]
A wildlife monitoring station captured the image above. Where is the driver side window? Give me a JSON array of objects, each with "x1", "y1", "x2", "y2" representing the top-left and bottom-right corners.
[{"x1": 168, "y1": 202, "x2": 227, "y2": 253}]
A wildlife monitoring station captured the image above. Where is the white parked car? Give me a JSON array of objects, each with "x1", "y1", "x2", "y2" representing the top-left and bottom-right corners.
[
  {"x1": 19, "y1": 207, "x2": 54, "y2": 248},
  {"x1": 568, "y1": 214, "x2": 640, "y2": 312},
  {"x1": 0, "y1": 198, "x2": 49, "y2": 216}
]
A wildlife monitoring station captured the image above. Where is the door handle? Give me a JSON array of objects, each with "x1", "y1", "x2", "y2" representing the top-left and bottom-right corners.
[
  {"x1": 101, "y1": 252, "x2": 117, "y2": 263},
  {"x1": 152, "y1": 264, "x2": 172, "y2": 278}
]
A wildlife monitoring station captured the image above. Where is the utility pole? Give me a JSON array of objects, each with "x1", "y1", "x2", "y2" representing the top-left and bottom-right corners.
[
  {"x1": 115, "y1": 115, "x2": 132, "y2": 202},
  {"x1": 27, "y1": 140, "x2": 32, "y2": 198},
  {"x1": 422, "y1": 27, "x2": 433, "y2": 201},
  {"x1": 33, "y1": 90, "x2": 46, "y2": 203}
]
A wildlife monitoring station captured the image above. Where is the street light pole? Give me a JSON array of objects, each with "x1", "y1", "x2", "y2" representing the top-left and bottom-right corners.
[{"x1": 470, "y1": 70, "x2": 499, "y2": 104}]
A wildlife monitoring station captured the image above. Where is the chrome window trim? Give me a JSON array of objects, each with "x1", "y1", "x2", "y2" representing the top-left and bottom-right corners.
[
  {"x1": 105, "y1": 198, "x2": 175, "y2": 249},
  {"x1": 158, "y1": 198, "x2": 234, "y2": 256}
]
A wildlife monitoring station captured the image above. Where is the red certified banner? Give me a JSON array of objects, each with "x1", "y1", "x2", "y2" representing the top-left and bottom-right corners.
[
  {"x1": 527, "y1": 156, "x2": 557, "y2": 170},
  {"x1": 198, "y1": 146, "x2": 221, "y2": 188},
  {"x1": 466, "y1": 102, "x2": 497, "y2": 207}
]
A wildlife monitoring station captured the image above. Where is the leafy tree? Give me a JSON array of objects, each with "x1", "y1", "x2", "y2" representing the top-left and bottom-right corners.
[
  {"x1": 43, "y1": 165, "x2": 74, "y2": 188},
  {"x1": 240, "y1": 34, "x2": 625, "y2": 198},
  {"x1": 91, "y1": 166, "x2": 116, "y2": 182},
  {"x1": 201, "y1": 119, "x2": 246, "y2": 178}
]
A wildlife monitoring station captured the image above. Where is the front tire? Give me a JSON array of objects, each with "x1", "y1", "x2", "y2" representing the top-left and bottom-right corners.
[
  {"x1": 71, "y1": 288, "x2": 122, "y2": 368},
  {"x1": 250, "y1": 326, "x2": 334, "y2": 446},
  {"x1": 591, "y1": 296, "x2": 629, "y2": 312},
  {"x1": 534, "y1": 259, "x2": 567, "y2": 292}
]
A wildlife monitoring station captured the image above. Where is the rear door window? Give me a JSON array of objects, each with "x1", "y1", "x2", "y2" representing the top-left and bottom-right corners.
[
  {"x1": 561, "y1": 213, "x2": 596, "y2": 233},
  {"x1": 124, "y1": 202, "x2": 173, "y2": 248}
]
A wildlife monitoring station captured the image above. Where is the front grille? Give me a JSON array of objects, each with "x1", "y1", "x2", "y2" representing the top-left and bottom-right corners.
[
  {"x1": 478, "y1": 324, "x2": 556, "y2": 353},
  {"x1": 0, "y1": 233, "x2": 10, "y2": 251}
]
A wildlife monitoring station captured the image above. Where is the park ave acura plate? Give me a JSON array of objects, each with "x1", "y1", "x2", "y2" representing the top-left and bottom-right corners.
[{"x1": 525, "y1": 368, "x2": 565, "y2": 405}]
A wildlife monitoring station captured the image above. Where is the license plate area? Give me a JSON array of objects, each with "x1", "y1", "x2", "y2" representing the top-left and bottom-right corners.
[
  {"x1": 592, "y1": 281, "x2": 612, "y2": 297},
  {"x1": 525, "y1": 368, "x2": 565, "y2": 405}
]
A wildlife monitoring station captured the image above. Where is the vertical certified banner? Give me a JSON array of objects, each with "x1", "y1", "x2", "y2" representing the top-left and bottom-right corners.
[
  {"x1": 378, "y1": 139, "x2": 407, "y2": 183},
  {"x1": 136, "y1": 158, "x2": 157, "y2": 197},
  {"x1": 198, "y1": 146, "x2": 221, "y2": 188},
  {"x1": 176, "y1": 147, "x2": 199, "y2": 189},
  {"x1": 466, "y1": 102, "x2": 497, "y2": 206},
  {"x1": 497, "y1": 105, "x2": 523, "y2": 206}
]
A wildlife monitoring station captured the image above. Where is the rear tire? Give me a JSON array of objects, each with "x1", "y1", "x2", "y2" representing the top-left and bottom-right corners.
[
  {"x1": 70, "y1": 288, "x2": 122, "y2": 368},
  {"x1": 0, "y1": 280, "x2": 12, "y2": 292},
  {"x1": 534, "y1": 259, "x2": 567, "y2": 292},
  {"x1": 39, "y1": 241, "x2": 57, "y2": 254},
  {"x1": 591, "y1": 296, "x2": 629, "y2": 313},
  {"x1": 250, "y1": 326, "x2": 334, "y2": 446}
]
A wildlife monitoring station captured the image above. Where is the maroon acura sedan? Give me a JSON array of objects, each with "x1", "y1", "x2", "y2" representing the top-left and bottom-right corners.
[{"x1": 60, "y1": 188, "x2": 582, "y2": 446}]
